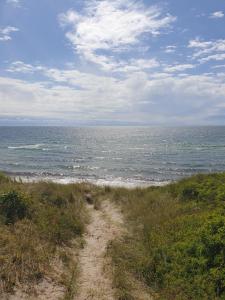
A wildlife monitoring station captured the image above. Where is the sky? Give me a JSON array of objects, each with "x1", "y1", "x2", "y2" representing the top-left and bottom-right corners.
[{"x1": 0, "y1": 0, "x2": 225, "y2": 126}]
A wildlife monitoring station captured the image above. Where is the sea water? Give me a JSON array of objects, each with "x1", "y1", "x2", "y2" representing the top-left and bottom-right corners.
[{"x1": 0, "y1": 126, "x2": 225, "y2": 187}]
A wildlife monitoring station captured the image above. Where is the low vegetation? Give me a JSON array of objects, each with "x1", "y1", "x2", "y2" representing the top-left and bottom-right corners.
[
  {"x1": 106, "y1": 173, "x2": 225, "y2": 299},
  {"x1": 0, "y1": 172, "x2": 95, "y2": 296},
  {"x1": 1, "y1": 171, "x2": 225, "y2": 299}
]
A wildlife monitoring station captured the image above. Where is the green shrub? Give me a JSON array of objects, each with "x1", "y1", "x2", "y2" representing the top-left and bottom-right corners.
[
  {"x1": 180, "y1": 182, "x2": 200, "y2": 200},
  {"x1": 153, "y1": 213, "x2": 225, "y2": 299},
  {"x1": 0, "y1": 191, "x2": 29, "y2": 224},
  {"x1": 168, "y1": 173, "x2": 225, "y2": 203}
]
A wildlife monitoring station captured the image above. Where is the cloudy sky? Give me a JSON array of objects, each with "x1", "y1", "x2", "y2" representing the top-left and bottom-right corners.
[{"x1": 0, "y1": 0, "x2": 225, "y2": 125}]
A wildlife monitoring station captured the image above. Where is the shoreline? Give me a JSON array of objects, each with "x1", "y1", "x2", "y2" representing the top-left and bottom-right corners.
[{"x1": 9, "y1": 174, "x2": 171, "y2": 188}]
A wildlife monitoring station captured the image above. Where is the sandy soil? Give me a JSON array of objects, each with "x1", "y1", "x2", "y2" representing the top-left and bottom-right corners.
[
  {"x1": 2, "y1": 259, "x2": 66, "y2": 300},
  {"x1": 75, "y1": 201, "x2": 123, "y2": 300}
]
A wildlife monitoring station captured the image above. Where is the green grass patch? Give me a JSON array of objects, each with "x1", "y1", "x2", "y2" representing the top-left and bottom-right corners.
[{"x1": 107, "y1": 173, "x2": 225, "y2": 299}]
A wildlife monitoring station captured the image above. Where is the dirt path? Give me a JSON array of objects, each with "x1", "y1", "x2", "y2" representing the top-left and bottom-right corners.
[
  {"x1": 3, "y1": 200, "x2": 152, "y2": 300},
  {"x1": 75, "y1": 201, "x2": 123, "y2": 300}
]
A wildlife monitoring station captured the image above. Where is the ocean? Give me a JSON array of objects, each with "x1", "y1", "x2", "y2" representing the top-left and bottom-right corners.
[{"x1": 0, "y1": 126, "x2": 225, "y2": 187}]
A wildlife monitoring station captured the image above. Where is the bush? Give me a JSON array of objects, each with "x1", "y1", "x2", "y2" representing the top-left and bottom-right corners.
[
  {"x1": 169, "y1": 173, "x2": 225, "y2": 203},
  {"x1": 153, "y1": 213, "x2": 225, "y2": 299},
  {"x1": 0, "y1": 191, "x2": 29, "y2": 224},
  {"x1": 180, "y1": 182, "x2": 200, "y2": 200}
]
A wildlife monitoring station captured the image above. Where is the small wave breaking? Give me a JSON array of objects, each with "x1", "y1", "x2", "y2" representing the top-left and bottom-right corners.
[{"x1": 8, "y1": 144, "x2": 44, "y2": 150}]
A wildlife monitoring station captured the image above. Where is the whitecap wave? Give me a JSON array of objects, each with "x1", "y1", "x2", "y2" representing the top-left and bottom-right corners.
[
  {"x1": 8, "y1": 144, "x2": 44, "y2": 150},
  {"x1": 12, "y1": 174, "x2": 170, "y2": 188},
  {"x1": 73, "y1": 165, "x2": 100, "y2": 170}
]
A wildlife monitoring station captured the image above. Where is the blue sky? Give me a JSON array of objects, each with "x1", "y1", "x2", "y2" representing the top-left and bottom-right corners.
[{"x1": 0, "y1": 0, "x2": 225, "y2": 125}]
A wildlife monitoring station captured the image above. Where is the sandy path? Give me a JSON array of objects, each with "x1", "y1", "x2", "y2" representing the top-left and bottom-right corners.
[
  {"x1": 75, "y1": 201, "x2": 123, "y2": 300},
  {"x1": 2, "y1": 200, "x2": 152, "y2": 300}
]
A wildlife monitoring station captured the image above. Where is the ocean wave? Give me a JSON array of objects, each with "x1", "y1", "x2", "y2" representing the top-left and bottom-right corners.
[
  {"x1": 73, "y1": 165, "x2": 100, "y2": 170},
  {"x1": 73, "y1": 158, "x2": 86, "y2": 162},
  {"x1": 8, "y1": 144, "x2": 44, "y2": 150},
  {"x1": 93, "y1": 178, "x2": 170, "y2": 188},
  {"x1": 128, "y1": 147, "x2": 146, "y2": 150},
  {"x1": 10, "y1": 174, "x2": 170, "y2": 188}
]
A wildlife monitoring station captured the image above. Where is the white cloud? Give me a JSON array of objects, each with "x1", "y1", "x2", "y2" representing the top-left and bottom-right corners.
[
  {"x1": 189, "y1": 38, "x2": 225, "y2": 62},
  {"x1": 7, "y1": 0, "x2": 21, "y2": 4},
  {"x1": 200, "y1": 53, "x2": 225, "y2": 63},
  {"x1": 113, "y1": 58, "x2": 160, "y2": 73},
  {"x1": 7, "y1": 0, "x2": 21, "y2": 5},
  {"x1": 188, "y1": 39, "x2": 213, "y2": 49},
  {"x1": 212, "y1": 64, "x2": 225, "y2": 69},
  {"x1": 7, "y1": 61, "x2": 36, "y2": 73},
  {"x1": 7, "y1": 56, "x2": 160, "y2": 76},
  {"x1": 0, "y1": 75, "x2": 126, "y2": 119},
  {"x1": 59, "y1": 0, "x2": 176, "y2": 70},
  {"x1": 209, "y1": 11, "x2": 224, "y2": 19},
  {"x1": 3, "y1": 0, "x2": 225, "y2": 125},
  {"x1": 165, "y1": 45, "x2": 176, "y2": 53},
  {"x1": 0, "y1": 26, "x2": 19, "y2": 41},
  {"x1": 2, "y1": 63, "x2": 225, "y2": 124},
  {"x1": 164, "y1": 64, "x2": 195, "y2": 73}
]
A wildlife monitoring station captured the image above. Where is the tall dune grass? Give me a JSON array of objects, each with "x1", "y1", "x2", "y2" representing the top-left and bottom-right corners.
[
  {"x1": 0, "y1": 172, "x2": 91, "y2": 293},
  {"x1": 107, "y1": 174, "x2": 225, "y2": 299}
]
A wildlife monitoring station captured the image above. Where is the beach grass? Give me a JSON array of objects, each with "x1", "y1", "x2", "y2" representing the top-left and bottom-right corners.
[
  {"x1": 1, "y1": 172, "x2": 225, "y2": 299},
  {"x1": 106, "y1": 173, "x2": 225, "y2": 299},
  {"x1": 0, "y1": 172, "x2": 99, "y2": 294}
]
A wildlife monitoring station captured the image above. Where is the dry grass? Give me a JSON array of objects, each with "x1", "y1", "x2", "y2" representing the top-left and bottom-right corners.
[{"x1": 0, "y1": 173, "x2": 104, "y2": 296}]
